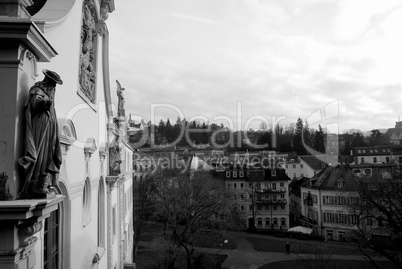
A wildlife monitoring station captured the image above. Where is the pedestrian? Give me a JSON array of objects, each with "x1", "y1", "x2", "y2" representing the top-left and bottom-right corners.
[{"x1": 285, "y1": 242, "x2": 290, "y2": 255}]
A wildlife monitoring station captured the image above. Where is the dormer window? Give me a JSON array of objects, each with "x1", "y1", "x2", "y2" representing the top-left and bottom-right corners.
[
  {"x1": 337, "y1": 178, "x2": 345, "y2": 189},
  {"x1": 226, "y1": 171, "x2": 231, "y2": 178},
  {"x1": 233, "y1": 171, "x2": 238, "y2": 178},
  {"x1": 271, "y1": 170, "x2": 276, "y2": 176},
  {"x1": 239, "y1": 171, "x2": 244, "y2": 178}
]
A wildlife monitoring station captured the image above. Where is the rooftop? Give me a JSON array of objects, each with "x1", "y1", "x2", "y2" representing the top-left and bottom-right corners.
[{"x1": 299, "y1": 155, "x2": 327, "y2": 171}]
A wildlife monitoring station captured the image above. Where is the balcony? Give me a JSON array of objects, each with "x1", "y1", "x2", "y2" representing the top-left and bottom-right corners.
[
  {"x1": 304, "y1": 198, "x2": 313, "y2": 206},
  {"x1": 256, "y1": 198, "x2": 287, "y2": 205},
  {"x1": 255, "y1": 187, "x2": 286, "y2": 194}
]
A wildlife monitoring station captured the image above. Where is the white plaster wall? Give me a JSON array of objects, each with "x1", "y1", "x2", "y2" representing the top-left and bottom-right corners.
[
  {"x1": 284, "y1": 162, "x2": 302, "y2": 179},
  {"x1": 299, "y1": 159, "x2": 318, "y2": 178},
  {"x1": 34, "y1": 0, "x2": 110, "y2": 268}
]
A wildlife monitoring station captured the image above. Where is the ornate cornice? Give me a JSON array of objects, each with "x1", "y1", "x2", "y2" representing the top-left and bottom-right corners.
[
  {"x1": 99, "y1": 144, "x2": 107, "y2": 158},
  {"x1": 0, "y1": 18, "x2": 57, "y2": 62},
  {"x1": 106, "y1": 175, "x2": 119, "y2": 191},
  {"x1": 84, "y1": 138, "x2": 98, "y2": 158}
]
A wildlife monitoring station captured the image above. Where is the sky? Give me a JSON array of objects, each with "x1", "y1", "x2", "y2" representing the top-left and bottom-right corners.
[{"x1": 107, "y1": 0, "x2": 402, "y2": 133}]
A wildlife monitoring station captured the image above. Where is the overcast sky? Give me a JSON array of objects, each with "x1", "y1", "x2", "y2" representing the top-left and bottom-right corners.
[{"x1": 107, "y1": 0, "x2": 402, "y2": 133}]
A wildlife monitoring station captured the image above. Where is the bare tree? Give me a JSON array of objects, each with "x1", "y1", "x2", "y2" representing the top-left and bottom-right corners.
[
  {"x1": 133, "y1": 174, "x2": 157, "y2": 261},
  {"x1": 348, "y1": 171, "x2": 402, "y2": 268},
  {"x1": 155, "y1": 169, "x2": 229, "y2": 269}
]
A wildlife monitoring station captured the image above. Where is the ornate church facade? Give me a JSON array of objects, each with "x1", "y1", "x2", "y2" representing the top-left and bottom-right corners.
[{"x1": 0, "y1": 1, "x2": 134, "y2": 268}]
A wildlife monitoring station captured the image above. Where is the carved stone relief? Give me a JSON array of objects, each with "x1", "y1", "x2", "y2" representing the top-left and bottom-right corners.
[
  {"x1": 79, "y1": 0, "x2": 97, "y2": 104},
  {"x1": 109, "y1": 136, "x2": 121, "y2": 176}
]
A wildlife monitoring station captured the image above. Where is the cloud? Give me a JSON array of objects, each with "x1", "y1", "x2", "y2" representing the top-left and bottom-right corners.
[{"x1": 107, "y1": 0, "x2": 402, "y2": 132}]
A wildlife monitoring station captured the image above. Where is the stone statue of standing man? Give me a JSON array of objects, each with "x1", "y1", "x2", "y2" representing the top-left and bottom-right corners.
[
  {"x1": 19, "y1": 69, "x2": 63, "y2": 199},
  {"x1": 116, "y1": 80, "x2": 125, "y2": 117}
]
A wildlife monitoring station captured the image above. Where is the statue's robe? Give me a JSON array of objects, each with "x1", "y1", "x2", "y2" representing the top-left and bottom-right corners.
[{"x1": 19, "y1": 82, "x2": 62, "y2": 196}]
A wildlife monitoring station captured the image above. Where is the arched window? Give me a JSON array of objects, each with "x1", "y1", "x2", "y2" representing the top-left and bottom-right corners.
[
  {"x1": 265, "y1": 218, "x2": 270, "y2": 227},
  {"x1": 82, "y1": 178, "x2": 92, "y2": 227}
]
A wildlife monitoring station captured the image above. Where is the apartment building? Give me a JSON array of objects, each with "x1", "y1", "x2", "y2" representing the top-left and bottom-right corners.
[
  {"x1": 352, "y1": 145, "x2": 402, "y2": 165},
  {"x1": 299, "y1": 164, "x2": 395, "y2": 241},
  {"x1": 216, "y1": 162, "x2": 291, "y2": 230}
]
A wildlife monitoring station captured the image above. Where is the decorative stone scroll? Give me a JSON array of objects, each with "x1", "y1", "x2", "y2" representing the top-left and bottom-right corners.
[{"x1": 79, "y1": 0, "x2": 98, "y2": 104}]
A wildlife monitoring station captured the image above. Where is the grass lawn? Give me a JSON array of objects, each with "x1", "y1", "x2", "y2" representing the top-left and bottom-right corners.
[
  {"x1": 140, "y1": 222, "x2": 237, "y2": 250},
  {"x1": 259, "y1": 259, "x2": 395, "y2": 269},
  {"x1": 247, "y1": 237, "x2": 366, "y2": 255}
]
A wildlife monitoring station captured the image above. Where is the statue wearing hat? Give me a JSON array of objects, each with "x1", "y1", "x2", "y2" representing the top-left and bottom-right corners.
[{"x1": 19, "y1": 69, "x2": 63, "y2": 198}]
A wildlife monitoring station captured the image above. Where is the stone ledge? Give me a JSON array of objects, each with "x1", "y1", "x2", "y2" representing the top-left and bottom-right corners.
[
  {"x1": 0, "y1": 195, "x2": 63, "y2": 221},
  {"x1": 0, "y1": 18, "x2": 57, "y2": 62}
]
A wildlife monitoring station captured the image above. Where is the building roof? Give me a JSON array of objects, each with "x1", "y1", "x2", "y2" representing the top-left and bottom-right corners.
[
  {"x1": 289, "y1": 177, "x2": 310, "y2": 198},
  {"x1": 299, "y1": 155, "x2": 327, "y2": 171},
  {"x1": 301, "y1": 164, "x2": 356, "y2": 191},
  {"x1": 386, "y1": 127, "x2": 402, "y2": 139}
]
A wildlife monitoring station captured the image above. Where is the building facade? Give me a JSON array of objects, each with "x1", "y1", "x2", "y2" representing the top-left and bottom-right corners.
[
  {"x1": 0, "y1": 1, "x2": 134, "y2": 268},
  {"x1": 215, "y1": 160, "x2": 291, "y2": 230},
  {"x1": 352, "y1": 145, "x2": 402, "y2": 165},
  {"x1": 283, "y1": 155, "x2": 327, "y2": 179},
  {"x1": 299, "y1": 164, "x2": 394, "y2": 241}
]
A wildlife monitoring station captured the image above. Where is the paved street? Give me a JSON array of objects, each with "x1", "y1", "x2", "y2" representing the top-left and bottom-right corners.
[
  {"x1": 197, "y1": 232, "x2": 376, "y2": 269},
  {"x1": 139, "y1": 227, "x2": 384, "y2": 269}
]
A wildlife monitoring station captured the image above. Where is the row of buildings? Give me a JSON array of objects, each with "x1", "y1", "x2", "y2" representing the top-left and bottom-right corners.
[
  {"x1": 178, "y1": 146, "x2": 399, "y2": 243},
  {"x1": 290, "y1": 144, "x2": 402, "y2": 242}
]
